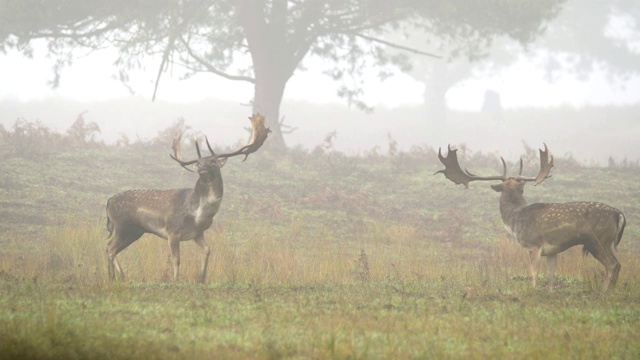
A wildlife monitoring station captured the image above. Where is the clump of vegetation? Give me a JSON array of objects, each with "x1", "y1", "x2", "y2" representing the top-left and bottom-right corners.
[
  {"x1": 352, "y1": 249, "x2": 370, "y2": 282},
  {"x1": 65, "y1": 111, "x2": 101, "y2": 145}
]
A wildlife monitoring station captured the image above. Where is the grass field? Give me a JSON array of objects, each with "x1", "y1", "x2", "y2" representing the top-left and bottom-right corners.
[{"x1": 0, "y1": 131, "x2": 639, "y2": 359}]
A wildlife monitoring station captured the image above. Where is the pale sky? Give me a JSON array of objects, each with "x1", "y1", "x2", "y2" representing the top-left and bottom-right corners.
[{"x1": 2, "y1": 41, "x2": 640, "y2": 110}]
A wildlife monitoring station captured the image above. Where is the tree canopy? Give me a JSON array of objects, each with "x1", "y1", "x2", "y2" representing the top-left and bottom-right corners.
[
  {"x1": 1, "y1": 0, "x2": 565, "y2": 147},
  {"x1": 407, "y1": 0, "x2": 640, "y2": 118},
  {"x1": 533, "y1": 0, "x2": 640, "y2": 80}
]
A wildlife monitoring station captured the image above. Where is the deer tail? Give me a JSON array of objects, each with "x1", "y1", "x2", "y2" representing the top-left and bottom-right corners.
[{"x1": 614, "y1": 212, "x2": 626, "y2": 251}]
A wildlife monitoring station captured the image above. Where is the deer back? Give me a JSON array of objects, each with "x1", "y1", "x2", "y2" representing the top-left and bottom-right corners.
[
  {"x1": 107, "y1": 189, "x2": 193, "y2": 237},
  {"x1": 509, "y1": 201, "x2": 625, "y2": 254}
]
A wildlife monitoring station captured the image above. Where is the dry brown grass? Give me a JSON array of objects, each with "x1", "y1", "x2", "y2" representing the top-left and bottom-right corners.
[{"x1": 4, "y1": 214, "x2": 636, "y2": 294}]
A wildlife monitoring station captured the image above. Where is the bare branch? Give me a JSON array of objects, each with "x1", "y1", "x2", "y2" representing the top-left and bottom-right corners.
[
  {"x1": 278, "y1": 116, "x2": 298, "y2": 134},
  {"x1": 178, "y1": 36, "x2": 255, "y2": 83},
  {"x1": 355, "y1": 33, "x2": 441, "y2": 58},
  {"x1": 152, "y1": 36, "x2": 176, "y2": 101}
]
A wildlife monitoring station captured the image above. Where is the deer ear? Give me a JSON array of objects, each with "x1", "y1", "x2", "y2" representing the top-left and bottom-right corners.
[
  {"x1": 217, "y1": 157, "x2": 228, "y2": 168},
  {"x1": 491, "y1": 184, "x2": 503, "y2": 192}
]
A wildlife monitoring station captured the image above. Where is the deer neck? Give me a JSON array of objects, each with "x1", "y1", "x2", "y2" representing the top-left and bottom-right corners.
[
  {"x1": 498, "y1": 191, "x2": 528, "y2": 228},
  {"x1": 190, "y1": 171, "x2": 224, "y2": 216}
]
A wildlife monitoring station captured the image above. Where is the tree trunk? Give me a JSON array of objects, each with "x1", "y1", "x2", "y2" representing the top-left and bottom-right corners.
[
  {"x1": 252, "y1": 72, "x2": 288, "y2": 150},
  {"x1": 423, "y1": 59, "x2": 449, "y2": 123},
  {"x1": 236, "y1": 0, "x2": 295, "y2": 150}
]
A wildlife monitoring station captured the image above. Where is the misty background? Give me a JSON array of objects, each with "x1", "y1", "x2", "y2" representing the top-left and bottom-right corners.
[{"x1": 1, "y1": 0, "x2": 639, "y2": 165}]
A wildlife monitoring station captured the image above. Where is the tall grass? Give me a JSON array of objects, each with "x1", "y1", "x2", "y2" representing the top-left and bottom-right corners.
[
  {"x1": 4, "y1": 214, "x2": 636, "y2": 294},
  {"x1": 1, "y1": 216, "x2": 639, "y2": 359}
]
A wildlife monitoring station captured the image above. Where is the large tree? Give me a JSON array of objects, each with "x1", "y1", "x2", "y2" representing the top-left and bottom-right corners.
[{"x1": 1, "y1": 0, "x2": 564, "y2": 148}]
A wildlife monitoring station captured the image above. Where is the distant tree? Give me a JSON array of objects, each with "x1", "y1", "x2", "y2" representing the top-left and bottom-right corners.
[
  {"x1": 533, "y1": 0, "x2": 640, "y2": 80},
  {"x1": 406, "y1": 0, "x2": 640, "y2": 119},
  {"x1": 0, "y1": 0, "x2": 564, "y2": 148}
]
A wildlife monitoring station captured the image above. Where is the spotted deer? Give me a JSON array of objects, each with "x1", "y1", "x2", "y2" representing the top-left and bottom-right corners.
[
  {"x1": 105, "y1": 114, "x2": 270, "y2": 283},
  {"x1": 435, "y1": 144, "x2": 626, "y2": 291}
]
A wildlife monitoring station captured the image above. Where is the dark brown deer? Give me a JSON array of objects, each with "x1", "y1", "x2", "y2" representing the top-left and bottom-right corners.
[
  {"x1": 435, "y1": 144, "x2": 626, "y2": 291},
  {"x1": 105, "y1": 114, "x2": 270, "y2": 283}
]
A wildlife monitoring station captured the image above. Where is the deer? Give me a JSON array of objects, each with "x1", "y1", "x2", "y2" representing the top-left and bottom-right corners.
[
  {"x1": 105, "y1": 114, "x2": 270, "y2": 283},
  {"x1": 435, "y1": 144, "x2": 626, "y2": 292}
]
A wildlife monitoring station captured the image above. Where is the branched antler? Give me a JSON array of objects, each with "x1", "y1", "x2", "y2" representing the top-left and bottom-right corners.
[
  {"x1": 434, "y1": 145, "x2": 506, "y2": 188},
  {"x1": 217, "y1": 113, "x2": 271, "y2": 161},
  {"x1": 513, "y1": 143, "x2": 554, "y2": 185},
  {"x1": 435, "y1": 144, "x2": 553, "y2": 187},
  {"x1": 171, "y1": 132, "x2": 197, "y2": 172},
  {"x1": 169, "y1": 113, "x2": 269, "y2": 170}
]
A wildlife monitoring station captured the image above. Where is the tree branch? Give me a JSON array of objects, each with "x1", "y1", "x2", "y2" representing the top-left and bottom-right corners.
[
  {"x1": 151, "y1": 21, "x2": 180, "y2": 101},
  {"x1": 355, "y1": 33, "x2": 441, "y2": 58},
  {"x1": 178, "y1": 36, "x2": 255, "y2": 83}
]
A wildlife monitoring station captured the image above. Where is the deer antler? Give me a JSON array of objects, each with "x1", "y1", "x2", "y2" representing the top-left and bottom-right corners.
[
  {"x1": 434, "y1": 145, "x2": 507, "y2": 188},
  {"x1": 435, "y1": 144, "x2": 553, "y2": 187},
  {"x1": 170, "y1": 132, "x2": 197, "y2": 172},
  {"x1": 169, "y1": 114, "x2": 269, "y2": 170},
  {"x1": 216, "y1": 113, "x2": 270, "y2": 161},
  {"x1": 513, "y1": 143, "x2": 554, "y2": 185}
]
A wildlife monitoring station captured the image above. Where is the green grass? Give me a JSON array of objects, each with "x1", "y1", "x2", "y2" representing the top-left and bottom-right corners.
[
  {"x1": 1, "y1": 138, "x2": 640, "y2": 359},
  {"x1": 2, "y1": 269, "x2": 640, "y2": 359}
]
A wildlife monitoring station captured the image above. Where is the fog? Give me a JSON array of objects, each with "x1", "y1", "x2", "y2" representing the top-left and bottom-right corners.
[{"x1": 1, "y1": 1, "x2": 639, "y2": 165}]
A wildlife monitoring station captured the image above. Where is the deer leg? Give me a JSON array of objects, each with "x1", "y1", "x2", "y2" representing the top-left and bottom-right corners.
[
  {"x1": 193, "y1": 233, "x2": 211, "y2": 284},
  {"x1": 606, "y1": 260, "x2": 622, "y2": 292},
  {"x1": 528, "y1": 248, "x2": 542, "y2": 288},
  {"x1": 546, "y1": 254, "x2": 557, "y2": 291},
  {"x1": 106, "y1": 245, "x2": 127, "y2": 281},
  {"x1": 168, "y1": 236, "x2": 181, "y2": 281},
  {"x1": 602, "y1": 262, "x2": 621, "y2": 292},
  {"x1": 106, "y1": 251, "x2": 117, "y2": 281},
  {"x1": 106, "y1": 230, "x2": 142, "y2": 281},
  {"x1": 590, "y1": 245, "x2": 621, "y2": 292},
  {"x1": 106, "y1": 240, "x2": 120, "y2": 281},
  {"x1": 113, "y1": 256, "x2": 124, "y2": 280}
]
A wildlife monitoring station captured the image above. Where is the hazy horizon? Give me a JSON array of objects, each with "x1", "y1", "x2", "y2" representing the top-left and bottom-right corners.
[{"x1": 2, "y1": 96, "x2": 638, "y2": 166}]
